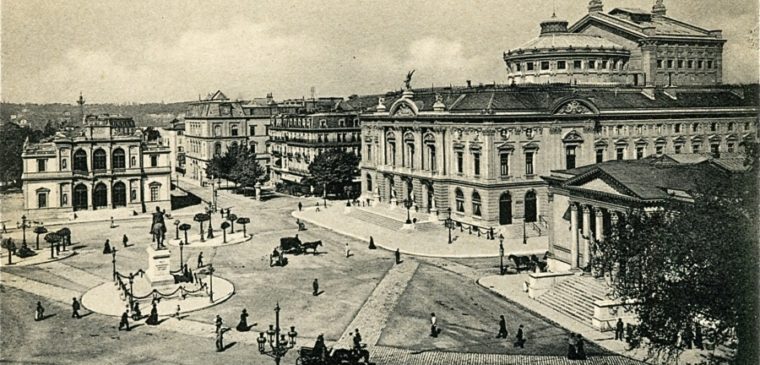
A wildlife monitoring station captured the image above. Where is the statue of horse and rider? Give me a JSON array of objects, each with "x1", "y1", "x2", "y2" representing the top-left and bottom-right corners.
[{"x1": 150, "y1": 207, "x2": 167, "y2": 249}]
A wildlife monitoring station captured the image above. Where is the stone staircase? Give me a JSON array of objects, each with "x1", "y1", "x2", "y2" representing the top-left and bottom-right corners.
[
  {"x1": 535, "y1": 275, "x2": 609, "y2": 326},
  {"x1": 349, "y1": 209, "x2": 403, "y2": 231}
]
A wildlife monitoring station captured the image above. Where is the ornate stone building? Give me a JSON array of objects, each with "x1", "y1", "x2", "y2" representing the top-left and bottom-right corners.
[
  {"x1": 359, "y1": 85, "x2": 757, "y2": 231},
  {"x1": 505, "y1": 0, "x2": 725, "y2": 87},
  {"x1": 21, "y1": 114, "x2": 172, "y2": 213}
]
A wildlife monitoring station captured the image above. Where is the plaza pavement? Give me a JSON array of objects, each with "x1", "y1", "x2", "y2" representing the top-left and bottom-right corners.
[{"x1": 293, "y1": 203, "x2": 548, "y2": 258}]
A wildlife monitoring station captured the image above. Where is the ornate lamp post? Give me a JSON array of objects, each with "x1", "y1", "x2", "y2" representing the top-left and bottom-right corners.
[
  {"x1": 403, "y1": 198, "x2": 413, "y2": 224},
  {"x1": 128, "y1": 272, "x2": 135, "y2": 309},
  {"x1": 446, "y1": 208, "x2": 453, "y2": 244},
  {"x1": 523, "y1": 220, "x2": 527, "y2": 245},
  {"x1": 111, "y1": 248, "x2": 118, "y2": 281},
  {"x1": 174, "y1": 220, "x2": 180, "y2": 240},
  {"x1": 21, "y1": 215, "x2": 30, "y2": 246},
  {"x1": 499, "y1": 234, "x2": 505, "y2": 275},
  {"x1": 205, "y1": 206, "x2": 215, "y2": 239},
  {"x1": 208, "y1": 264, "x2": 215, "y2": 302},
  {"x1": 261, "y1": 302, "x2": 297, "y2": 364}
]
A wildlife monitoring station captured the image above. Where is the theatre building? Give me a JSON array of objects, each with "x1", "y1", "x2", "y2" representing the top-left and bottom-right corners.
[{"x1": 21, "y1": 114, "x2": 172, "y2": 213}]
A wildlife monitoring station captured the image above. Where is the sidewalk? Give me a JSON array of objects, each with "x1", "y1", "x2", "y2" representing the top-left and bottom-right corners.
[{"x1": 294, "y1": 204, "x2": 547, "y2": 258}]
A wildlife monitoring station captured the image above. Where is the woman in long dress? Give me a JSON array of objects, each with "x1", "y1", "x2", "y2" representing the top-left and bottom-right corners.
[
  {"x1": 103, "y1": 239, "x2": 111, "y2": 254},
  {"x1": 146, "y1": 302, "x2": 159, "y2": 325},
  {"x1": 236, "y1": 309, "x2": 249, "y2": 331},
  {"x1": 34, "y1": 301, "x2": 44, "y2": 321}
]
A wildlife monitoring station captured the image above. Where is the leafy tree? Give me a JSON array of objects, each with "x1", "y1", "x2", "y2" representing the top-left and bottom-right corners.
[
  {"x1": 220, "y1": 222, "x2": 230, "y2": 243},
  {"x1": 33, "y1": 226, "x2": 48, "y2": 250},
  {"x1": 205, "y1": 143, "x2": 243, "y2": 181},
  {"x1": 1, "y1": 238, "x2": 16, "y2": 265},
  {"x1": 601, "y1": 142, "x2": 758, "y2": 363},
  {"x1": 236, "y1": 217, "x2": 250, "y2": 237},
  {"x1": 229, "y1": 147, "x2": 266, "y2": 189},
  {"x1": 193, "y1": 213, "x2": 209, "y2": 242},
  {"x1": 308, "y1": 149, "x2": 360, "y2": 197}
]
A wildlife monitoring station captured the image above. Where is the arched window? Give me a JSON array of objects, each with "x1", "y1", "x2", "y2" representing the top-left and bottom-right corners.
[
  {"x1": 472, "y1": 191, "x2": 482, "y2": 217},
  {"x1": 112, "y1": 148, "x2": 126, "y2": 169},
  {"x1": 366, "y1": 174, "x2": 373, "y2": 192},
  {"x1": 73, "y1": 149, "x2": 88, "y2": 172},
  {"x1": 524, "y1": 190, "x2": 537, "y2": 223},
  {"x1": 93, "y1": 149, "x2": 107, "y2": 170},
  {"x1": 231, "y1": 124, "x2": 239, "y2": 136},
  {"x1": 214, "y1": 143, "x2": 222, "y2": 156},
  {"x1": 455, "y1": 188, "x2": 465, "y2": 213}
]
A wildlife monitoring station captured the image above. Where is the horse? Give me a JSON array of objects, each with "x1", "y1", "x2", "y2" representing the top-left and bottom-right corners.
[
  {"x1": 151, "y1": 222, "x2": 166, "y2": 249},
  {"x1": 332, "y1": 348, "x2": 370, "y2": 364},
  {"x1": 302, "y1": 241, "x2": 323, "y2": 255}
]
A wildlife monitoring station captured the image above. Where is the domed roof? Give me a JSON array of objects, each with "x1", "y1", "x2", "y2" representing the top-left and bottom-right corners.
[{"x1": 514, "y1": 33, "x2": 625, "y2": 52}]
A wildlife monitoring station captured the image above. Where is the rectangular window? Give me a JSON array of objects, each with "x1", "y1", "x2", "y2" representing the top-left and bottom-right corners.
[
  {"x1": 231, "y1": 125, "x2": 239, "y2": 136},
  {"x1": 456, "y1": 151, "x2": 463, "y2": 174},
  {"x1": 677, "y1": 60, "x2": 684, "y2": 68},
  {"x1": 616, "y1": 147, "x2": 625, "y2": 160},
  {"x1": 566, "y1": 146, "x2": 576, "y2": 169},
  {"x1": 541, "y1": 61, "x2": 550, "y2": 70},
  {"x1": 588, "y1": 60, "x2": 596, "y2": 69},
  {"x1": 573, "y1": 60, "x2": 582, "y2": 69},
  {"x1": 693, "y1": 144, "x2": 701, "y2": 154},
  {"x1": 37, "y1": 159, "x2": 46, "y2": 172},
  {"x1": 525, "y1": 152, "x2": 534, "y2": 175},
  {"x1": 711, "y1": 144, "x2": 720, "y2": 156},
  {"x1": 473, "y1": 153, "x2": 481, "y2": 176},
  {"x1": 601, "y1": 60, "x2": 608, "y2": 69},
  {"x1": 636, "y1": 147, "x2": 644, "y2": 160},
  {"x1": 38, "y1": 193, "x2": 47, "y2": 208},
  {"x1": 707, "y1": 60, "x2": 713, "y2": 69},
  {"x1": 656, "y1": 145, "x2": 664, "y2": 155},
  {"x1": 710, "y1": 123, "x2": 717, "y2": 132},
  {"x1": 557, "y1": 61, "x2": 566, "y2": 70},
  {"x1": 366, "y1": 145, "x2": 372, "y2": 162},
  {"x1": 612, "y1": 60, "x2": 618, "y2": 70},
  {"x1": 657, "y1": 60, "x2": 663, "y2": 69},
  {"x1": 150, "y1": 186, "x2": 159, "y2": 202},
  {"x1": 61, "y1": 193, "x2": 68, "y2": 206},
  {"x1": 674, "y1": 123, "x2": 681, "y2": 133},
  {"x1": 728, "y1": 143, "x2": 735, "y2": 153},
  {"x1": 250, "y1": 125, "x2": 256, "y2": 135},
  {"x1": 500, "y1": 153, "x2": 510, "y2": 176},
  {"x1": 430, "y1": 147, "x2": 437, "y2": 172},
  {"x1": 698, "y1": 60, "x2": 704, "y2": 69},
  {"x1": 692, "y1": 123, "x2": 699, "y2": 132},
  {"x1": 150, "y1": 155, "x2": 158, "y2": 167},
  {"x1": 675, "y1": 145, "x2": 683, "y2": 154},
  {"x1": 596, "y1": 149, "x2": 604, "y2": 163},
  {"x1": 515, "y1": 63, "x2": 522, "y2": 72},
  {"x1": 667, "y1": 60, "x2": 674, "y2": 68},
  {"x1": 728, "y1": 122, "x2": 734, "y2": 131},
  {"x1": 526, "y1": 62, "x2": 534, "y2": 71},
  {"x1": 687, "y1": 60, "x2": 694, "y2": 68},
  {"x1": 745, "y1": 122, "x2": 751, "y2": 131}
]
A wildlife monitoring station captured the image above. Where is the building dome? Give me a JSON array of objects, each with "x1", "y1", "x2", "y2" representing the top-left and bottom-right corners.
[{"x1": 503, "y1": 14, "x2": 632, "y2": 86}]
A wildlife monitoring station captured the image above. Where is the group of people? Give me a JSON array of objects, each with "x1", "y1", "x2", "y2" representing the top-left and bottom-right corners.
[
  {"x1": 102, "y1": 235, "x2": 129, "y2": 254},
  {"x1": 566, "y1": 333, "x2": 587, "y2": 360},
  {"x1": 495, "y1": 315, "x2": 527, "y2": 347},
  {"x1": 119, "y1": 300, "x2": 160, "y2": 331}
]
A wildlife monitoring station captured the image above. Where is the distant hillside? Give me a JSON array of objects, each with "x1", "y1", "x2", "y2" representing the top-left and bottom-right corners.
[{"x1": 0, "y1": 101, "x2": 192, "y2": 130}]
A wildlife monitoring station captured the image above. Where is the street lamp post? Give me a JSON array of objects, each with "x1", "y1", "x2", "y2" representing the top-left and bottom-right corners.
[
  {"x1": 499, "y1": 234, "x2": 505, "y2": 275},
  {"x1": 523, "y1": 220, "x2": 527, "y2": 245},
  {"x1": 262, "y1": 302, "x2": 297, "y2": 364},
  {"x1": 403, "y1": 198, "x2": 413, "y2": 224},
  {"x1": 206, "y1": 207, "x2": 214, "y2": 239},
  {"x1": 128, "y1": 273, "x2": 135, "y2": 309},
  {"x1": 446, "y1": 208, "x2": 453, "y2": 244},
  {"x1": 179, "y1": 240, "x2": 185, "y2": 269},
  {"x1": 208, "y1": 264, "x2": 215, "y2": 303},
  {"x1": 111, "y1": 248, "x2": 118, "y2": 281},
  {"x1": 21, "y1": 215, "x2": 28, "y2": 246}
]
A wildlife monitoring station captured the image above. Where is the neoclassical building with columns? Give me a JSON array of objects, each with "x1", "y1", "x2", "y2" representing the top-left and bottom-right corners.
[
  {"x1": 359, "y1": 85, "x2": 757, "y2": 234},
  {"x1": 21, "y1": 114, "x2": 172, "y2": 214}
]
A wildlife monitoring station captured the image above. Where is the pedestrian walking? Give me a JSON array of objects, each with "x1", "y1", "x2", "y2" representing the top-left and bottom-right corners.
[
  {"x1": 395, "y1": 248, "x2": 401, "y2": 264},
  {"x1": 175, "y1": 305, "x2": 181, "y2": 320},
  {"x1": 312, "y1": 278, "x2": 320, "y2": 296},
  {"x1": 197, "y1": 252, "x2": 204, "y2": 268},
  {"x1": 110, "y1": 216, "x2": 115, "y2": 228},
  {"x1": 145, "y1": 302, "x2": 159, "y2": 325},
  {"x1": 236, "y1": 309, "x2": 249, "y2": 331},
  {"x1": 514, "y1": 324, "x2": 525, "y2": 348},
  {"x1": 123, "y1": 234, "x2": 129, "y2": 247},
  {"x1": 71, "y1": 298, "x2": 81, "y2": 319},
  {"x1": 497, "y1": 315, "x2": 508, "y2": 338},
  {"x1": 216, "y1": 327, "x2": 225, "y2": 352},
  {"x1": 2, "y1": 222, "x2": 7, "y2": 233},
  {"x1": 119, "y1": 310, "x2": 130, "y2": 331},
  {"x1": 576, "y1": 334, "x2": 587, "y2": 360},
  {"x1": 132, "y1": 302, "x2": 142, "y2": 320},
  {"x1": 298, "y1": 202, "x2": 303, "y2": 211},
  {"x1": 215, "y1": 315, "x2": 223, "y2": 333},
  {"x1": 103, "y1": 239, "x2": 112, "y2": 254},
  {"x1": 615, "y1": 318, "x2": 624, "y2": 341},
  {"x1": 35, "y1": 301, "x2": 45, "y2": 321},
  {"x1": 567, "y1": 332, "x2": 578, "y2": 359},
  {"x1": 368, "y1": 236, "x2": 376, "y2": 249},
  {"x1": 430, "y1": 312, "x2": 438, "y2": 337},
  {"x1": 345, "y1": 243, "x2": 350, "y2": 258}
]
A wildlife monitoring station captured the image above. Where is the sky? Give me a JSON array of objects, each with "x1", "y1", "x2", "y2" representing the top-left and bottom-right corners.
[{"x1": 1, "y1": 0, "x2": 758, "y2": 104}]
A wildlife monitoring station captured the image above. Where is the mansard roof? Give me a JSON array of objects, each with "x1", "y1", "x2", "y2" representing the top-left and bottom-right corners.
[{"x1": 569, "y1": 8, "x2": 724, "y2": 42}]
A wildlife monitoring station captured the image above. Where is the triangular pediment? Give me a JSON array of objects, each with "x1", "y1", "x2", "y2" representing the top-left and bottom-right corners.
[{"x1": 575, "y1": 177, "x2": 631, "y2": 197}]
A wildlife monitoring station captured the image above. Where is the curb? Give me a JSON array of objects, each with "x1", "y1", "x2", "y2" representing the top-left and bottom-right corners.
[{"x1": 0, "y1": 250, "x2": 77, "y2": 269}]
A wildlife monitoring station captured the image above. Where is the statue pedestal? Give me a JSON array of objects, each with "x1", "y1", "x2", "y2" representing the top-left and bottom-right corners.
[
  {"x1": 146, "y1": 247, "x2": 174, "y2": 287},
  {"x1": 429, "y1": 208, "x2": 439, "y2": 222},
  {"x1": 389, "y1": 198, "x2": 398, "y2": 210}
]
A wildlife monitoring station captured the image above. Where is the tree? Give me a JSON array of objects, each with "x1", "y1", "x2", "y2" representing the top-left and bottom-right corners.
[
  {"x1": 44, "y1": 233, "x2": 61, "y2": 259},
  {"x1": 33, "y1": 226, "x2": 48, "y2": 250},
  {"x1": 236, "y1": 217, "x2": 250, "y2": 238},
  {"x1": 308, "y1": 149, "x2": 360, "y2": 198},
  {"x1": 179, "y1": 223, "x2": 192, "y2": 245},
  {"x1": 56, "y1": 228, "x2": 71, "y2": 250},
  {"x1": 193, "y1": 213, "x2": 209, "y2": 242},
  {"x1": 220, "y1": 222, "x2": 230, "y2": 243},
  {"x1": 228, "y1": 145, "x2": 265, "y2": 189},
  {"x1": 226, "y1": 214, "x2": 238, "y2": 234},
  {"x1": 601, "y1": 143, "x2": 758, "y2": 363},
  {"x1": 205, "y1": 143, "x2": 243, "y2": 181},
  {"x1": 1, "y1": 238, "x2": 16, "y2": 265}
]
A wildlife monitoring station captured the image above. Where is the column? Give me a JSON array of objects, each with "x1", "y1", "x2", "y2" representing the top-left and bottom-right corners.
[
  {"x1": 414, "y1": 130, "x2": 423, "y2": 172},
  {"x1": 420, "y1": 182, "x2": 428, "y2": 210},
  {"x1": 582, "y1": 206, "x2": 591, "y2": 267},
  {"x1": 434, "y1": 128, "x2": 445, "y2": 175},
  {"x1": 570, "y1": 203, "x2": 579, "y2": 268},
  {"x1": 594, "y1": 208, "x2": 604, "y2": 242}
]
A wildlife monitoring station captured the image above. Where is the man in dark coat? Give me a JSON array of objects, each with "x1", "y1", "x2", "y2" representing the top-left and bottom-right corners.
[
  {"x1": 514, "y1": 325, "x2": 525, "y2": 348},
  {"x1": 395, "y1": 249, "x2": 401, "y2": 264},
  {"x1": 497, "y1": 315, "x2": 508, "y2": 338},
  {"x1": 197, "y1": 252, "x2": 204, "y2": 268},
  {"x1": 615, "y1": 318, "x2": 624, "y2": 340},
  {"x1": 71, "y1": 298, "x2": 81, "y2": 318},
  {"x1": 312, "y1": 278, "x2": 319, "y2": 296},
  {"x1": 298, "y1": 202, "x2": 302, "y2": 211},
  {"x1": 119, "y1": 310, "x2": 130, "y2": 331}
]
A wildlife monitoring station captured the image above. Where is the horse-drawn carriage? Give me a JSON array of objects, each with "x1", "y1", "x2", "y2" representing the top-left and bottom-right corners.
[
  {"x1": 508, "y1": 252, "x2": 549, "y2": 273},
  {"x1": 279, "y1": 236, "x2": 323, "y2": 255},
  {"x1": 296, "y1": 346, "x2": 370, "y2": 365}
]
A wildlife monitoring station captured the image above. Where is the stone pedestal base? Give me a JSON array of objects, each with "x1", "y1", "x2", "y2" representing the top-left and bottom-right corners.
[
  {"x1": 389, "y1": 198, "x2": 397, "y2": 209},
  {"x1": 146, "y1": 247, "x2": 174, "y2": 287}
]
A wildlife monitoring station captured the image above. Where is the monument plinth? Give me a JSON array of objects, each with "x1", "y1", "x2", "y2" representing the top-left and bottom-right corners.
[{"x1": 146, "y1": 246, "x2": 174, "y2": 287}]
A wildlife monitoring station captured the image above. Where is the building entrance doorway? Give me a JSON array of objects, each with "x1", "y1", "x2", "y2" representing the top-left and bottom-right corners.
[
  {"x1": 73, "y1": 184, "x2": 88, "y2": 211},
  {"x1": 499, "y1": 192, "x2": 512, "y2": 225},
  {"x1": 524, "y1": 190, "x2": 537, "y2": 223},
  {"x1": 93, "y1": 183, "x2": 108, "y2": 209}
]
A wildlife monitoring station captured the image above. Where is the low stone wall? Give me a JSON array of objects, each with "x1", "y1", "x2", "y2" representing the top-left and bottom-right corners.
[
  {"x1": 527, "y1": 270, "x2": 575, "y2": 299},
  {"x1": 592, "y1": 298, "x2": 639, "y2": 332}
]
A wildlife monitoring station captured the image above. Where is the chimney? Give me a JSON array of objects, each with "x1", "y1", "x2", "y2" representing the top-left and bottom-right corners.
[
  {"x1": 466, "y1": 80, "x2": 472, "y2": 88},
  {"x1": 588, "y1": 0, "x2": 603, "y2": 13},
  {"x1": 652, "y1": 0, "x2": 666, "y2": 17}
]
